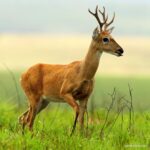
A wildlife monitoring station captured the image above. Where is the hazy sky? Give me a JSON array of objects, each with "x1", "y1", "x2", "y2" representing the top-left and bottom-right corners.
[
  {"x1": 0, "y1": 1, "x2": 150, "y2": 74},
  {"x1": 0, "y1": 0, "x2": 149, "y2": 36}
]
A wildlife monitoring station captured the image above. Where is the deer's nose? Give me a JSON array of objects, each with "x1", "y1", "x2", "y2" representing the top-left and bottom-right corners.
[
  {"x1": 117, "y1": 48, "x2": 124, "y2": 54},
  {"x1": 115, "y1": 48, "x2": 124, "y2": 56}
]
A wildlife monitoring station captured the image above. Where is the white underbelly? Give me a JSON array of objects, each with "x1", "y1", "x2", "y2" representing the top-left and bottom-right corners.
[{"x1": 42, "y1": 95, "x2": 65, "y2": 103}]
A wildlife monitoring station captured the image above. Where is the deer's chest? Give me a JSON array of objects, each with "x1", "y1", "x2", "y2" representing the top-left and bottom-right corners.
[{"x1": 72, "y1": 80, "x2": 94, "y2": 100}]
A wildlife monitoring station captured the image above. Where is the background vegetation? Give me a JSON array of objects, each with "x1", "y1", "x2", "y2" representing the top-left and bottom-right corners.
[
  {"x1": 0, "y1": 71, "x2": 149, "y2": 149},
  {"x1": 0, "y1": 0, "x2": 150, "y2": 149}
]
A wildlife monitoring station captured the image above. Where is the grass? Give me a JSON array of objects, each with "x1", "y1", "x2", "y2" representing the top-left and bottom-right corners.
[
  {"x1": 0, "y1": 71, "x2": 150, "y2": 149},
  {"x1": 0, "y1": 103, "x2": 150, "y2": 150}
]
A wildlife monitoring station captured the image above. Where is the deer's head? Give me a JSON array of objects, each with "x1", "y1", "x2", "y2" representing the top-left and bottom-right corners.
[{"x1": 89, "y1": 6, "x2": 124, "y2": 57}]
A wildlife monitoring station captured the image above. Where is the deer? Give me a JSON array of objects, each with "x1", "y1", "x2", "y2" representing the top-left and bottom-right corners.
[{"x1": 19, "y1": 5, "x2": 124, "y2": 135}]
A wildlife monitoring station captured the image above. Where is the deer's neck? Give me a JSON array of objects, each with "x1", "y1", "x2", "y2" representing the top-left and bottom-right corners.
[{"x1": 80, "y1": 40, "x2": 102, "y2": 80}]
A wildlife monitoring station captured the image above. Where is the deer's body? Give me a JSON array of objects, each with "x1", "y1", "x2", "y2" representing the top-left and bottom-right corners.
[
  {"x1": 19, "y1": 5, "x2": 124, "y2": 134},
  {"x1": 21, "y1": 60, "x2": 93, "y2": 104}
]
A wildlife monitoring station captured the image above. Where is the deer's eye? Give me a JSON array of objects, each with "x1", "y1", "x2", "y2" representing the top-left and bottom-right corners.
[{"x1": 102, "y1": 37, "x2": 110, "y2": 44}]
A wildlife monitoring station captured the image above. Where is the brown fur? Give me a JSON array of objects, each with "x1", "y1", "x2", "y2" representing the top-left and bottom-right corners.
[{"x1": 19, "y1": 8, "x2": 123, "y2": 133}]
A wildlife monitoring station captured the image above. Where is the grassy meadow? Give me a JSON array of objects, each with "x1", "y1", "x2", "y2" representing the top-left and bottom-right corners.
[
  {"x1": 0, "y1": 33, "x2": 150, "y2": 149},
  {"x1": 0, "y1": 0, "x2": 150, "y2": 148},
  {"x1": 0, "y1": 70, "x2": 150, "y2": 149},
  {"x1": 0, "y1": 105, "x2": 150, "y2": 150}
]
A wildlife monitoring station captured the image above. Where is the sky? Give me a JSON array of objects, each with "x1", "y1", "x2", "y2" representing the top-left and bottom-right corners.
[{"x1": 0, "y1": 0, "x2": 150, "y2": 36}]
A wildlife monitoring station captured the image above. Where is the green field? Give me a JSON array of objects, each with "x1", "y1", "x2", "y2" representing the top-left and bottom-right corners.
[
  {"x1": 0, "y1": 104, "x2": 150, "y2": 149},
  {"x1": 0, "y1": 71, "x2": 150, "y2": 149}
]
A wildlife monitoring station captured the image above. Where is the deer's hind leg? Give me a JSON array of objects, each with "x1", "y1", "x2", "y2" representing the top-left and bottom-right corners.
[
  {"x1": 36, "y1": 99, "x2": 49, "y2": 114},
  {"x1": 26, "y1": 97, "x2": 49, "y2": 131},
  {"x1": 19, "y1": 95, "x2": 49, "y2": 131},
  {"x1": 25, "y1": 94, "x2": 42, "y2": 131},
  {"x1": 28, "y1": 99, "x2": 49, "y2": 130},
  {"x1": 19, "y1": 107, "x2": 31, "y2": 129},
  {"x1": 18, "y1": 93, "x2": 40, "y2": 130}
]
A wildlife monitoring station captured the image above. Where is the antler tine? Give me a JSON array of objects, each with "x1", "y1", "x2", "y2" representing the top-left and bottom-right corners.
[
  {"x1": 89, "y1": 5, "x2": 115, "y2": 31},
  {"x1": 99, "y1": 6, "x2": 108, "y2": 25},
  {"x1": 98, "y1": 6, "x2": 105, "y2": 16},
  {"x1": 88, "y1": 5, "x2": 104, "y2": 31},
  {"x1": 105, "y1": 12, "x2": 115, "y2": 30}
]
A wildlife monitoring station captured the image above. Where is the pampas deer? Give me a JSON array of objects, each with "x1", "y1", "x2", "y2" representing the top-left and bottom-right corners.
[{"x1": 19, "y1": 5, "x2": 124, "y2": 134}]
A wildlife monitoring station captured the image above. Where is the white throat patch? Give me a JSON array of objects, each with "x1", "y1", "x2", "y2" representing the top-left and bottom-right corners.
[{"x1": 96, "y1": 51, "x2": 102, "y2": 58}]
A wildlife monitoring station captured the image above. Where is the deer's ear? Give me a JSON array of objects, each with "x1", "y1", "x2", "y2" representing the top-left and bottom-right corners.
[
  {"x1": 92, "y1": 27, "x2": 100, "y2": 40},
  {"x1": 107, "y1": 26, "x2": 115, "y2": 34}
]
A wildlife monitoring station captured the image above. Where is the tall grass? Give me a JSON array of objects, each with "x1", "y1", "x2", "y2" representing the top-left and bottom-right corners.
[
  {"x1": 0, "y1": 103, "x2": 149, "y2": 150},
  {"x1": 0, "y1": 71, "x2": 150, "y2": 149}
]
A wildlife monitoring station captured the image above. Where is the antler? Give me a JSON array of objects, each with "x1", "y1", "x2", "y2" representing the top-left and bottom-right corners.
[
  {"x1": 88, "y1": 5, "x2": 108, "y2": 32},
  {"x1": 88, "y1": 5, "x2": 115, "y2": 32},
  {"x1": 104, "y1": 12, "x2": 115, "y2": 30}
]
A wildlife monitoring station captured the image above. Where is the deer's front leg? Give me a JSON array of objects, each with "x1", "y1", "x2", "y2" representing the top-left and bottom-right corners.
[
  {"x1": 60, "y1": 83, "x2": 79, "y2": 135},
  {"x1": 78, "y1": 99, "x2": 88, "y2": 130}
]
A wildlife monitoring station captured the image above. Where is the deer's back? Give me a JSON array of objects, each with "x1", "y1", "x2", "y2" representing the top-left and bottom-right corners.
[{"x1": 21, "y1": 61, "x2": 81, "y2": 101}]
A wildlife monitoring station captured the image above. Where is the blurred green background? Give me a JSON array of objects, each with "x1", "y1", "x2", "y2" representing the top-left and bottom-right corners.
[{"x1": 0, "y1": 0, "x2": 150, "y2": 111}]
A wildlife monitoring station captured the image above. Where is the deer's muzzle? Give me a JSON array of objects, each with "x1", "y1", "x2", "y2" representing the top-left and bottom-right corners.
[{"x1": 115, "y1": 48, "x2": 124, "y2": 56}]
